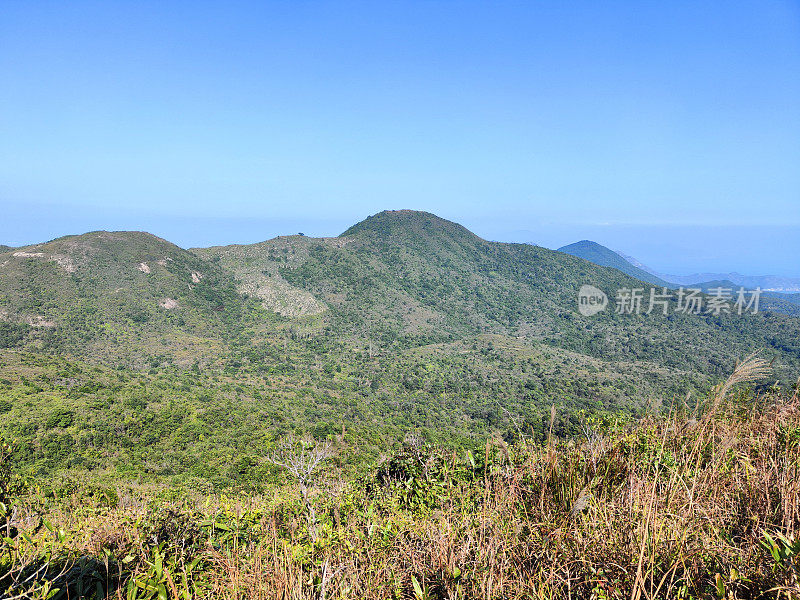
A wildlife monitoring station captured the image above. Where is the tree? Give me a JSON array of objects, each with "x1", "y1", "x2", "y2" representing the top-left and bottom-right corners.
[
  {"x1": 1, "y1": 439, "x2": 23, "y2": 538},
  {"x1": 266, "y1": 435, "x2": 333, "y2": 539}
]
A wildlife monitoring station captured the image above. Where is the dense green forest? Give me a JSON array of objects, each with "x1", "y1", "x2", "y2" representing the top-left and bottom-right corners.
[{"x1": 0, "y1": 211, "x2": 798, "y2": 490}]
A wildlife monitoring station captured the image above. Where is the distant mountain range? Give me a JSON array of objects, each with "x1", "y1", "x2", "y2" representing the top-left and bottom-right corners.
[
  {"x1": 559, "y1": 241, "x2": 800, "y2": 316},
  {"x1": 612, "y1": 251, "x2": 800, "y2": 293}
]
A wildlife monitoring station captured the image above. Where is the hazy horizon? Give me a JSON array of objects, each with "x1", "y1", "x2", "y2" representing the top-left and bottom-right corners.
[
  {"x1": 2, "y1": 1, "x2": 798, "y2": 276},
  {"x1": 2, "y1": 206, "x2": 799, "y2": 279}
]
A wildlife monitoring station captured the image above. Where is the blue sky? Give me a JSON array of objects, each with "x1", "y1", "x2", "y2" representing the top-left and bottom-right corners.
[{"x1": 1, "y1": 1, "x2": 799, "y2": 275}]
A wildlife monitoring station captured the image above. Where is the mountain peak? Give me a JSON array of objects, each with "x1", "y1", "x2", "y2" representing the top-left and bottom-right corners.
[
  {"x1": 558, "y1": 240, "x2": 671, "y2": 287},
  {"x1": 340, "y1": 210, "x2": 482, "y2": 243},
  {"x1": 15, "y1": 229, "x2": 177, "y2": 251},
  {"x1": 560, "y1": 240, "x2": 606, "y2": 251}
]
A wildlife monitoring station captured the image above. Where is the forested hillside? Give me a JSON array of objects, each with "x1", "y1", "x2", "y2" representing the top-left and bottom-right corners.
[
  {"x1": 0, "y1": 210, "x2": 798, "y2": 491},
  {"x1": 0, "y1": 231, "x2": 256, "y2": 367},
  {"x1": 199, "y1": 210, "x2": 800, "y2": 381}
]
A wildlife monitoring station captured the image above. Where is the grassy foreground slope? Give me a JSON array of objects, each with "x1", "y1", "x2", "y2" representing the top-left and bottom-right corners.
[{"x1": 2, "y1": 361, "x2": 799, "y2": 599}]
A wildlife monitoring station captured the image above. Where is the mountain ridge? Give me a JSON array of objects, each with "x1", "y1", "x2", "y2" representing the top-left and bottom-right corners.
[
  {"x1": 341, "y1": 209, "x2": 483, "y2": 241},
  {"x1": 1, "y1": 212, "x2": 798, "y2": 383},
  {"x1": 559, "y1": 239, "x2": 800, "y2": 316},
  {"x1": 196, "y1": 211, "x2": 800, "y2": 382},
  {"x1": 612, "y1": 250, "x2": 800, "y2": 292}
]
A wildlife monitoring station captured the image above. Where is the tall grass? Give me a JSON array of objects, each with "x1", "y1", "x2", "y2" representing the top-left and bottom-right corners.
[{"x1": 2, "y1": 364, "x2": 799, "y2": 599}]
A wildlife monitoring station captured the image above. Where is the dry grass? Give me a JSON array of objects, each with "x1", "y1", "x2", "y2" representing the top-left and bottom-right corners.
[{"x1": 4, "y1": 377, "x2": 800, "y2": 599}]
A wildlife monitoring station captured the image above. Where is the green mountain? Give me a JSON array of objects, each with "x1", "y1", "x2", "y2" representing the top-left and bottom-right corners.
[
  {"x1": 558, "y1": 240, "x2": 672, "y2": 287},
  {"x1": 197, "y1": 210, "x2": 799, "y2": 380},
  {"x1": 0, "y1": 231, "x2": 255, "y2": 366},
  {"x1": 1, "y1": 213, "x2": 797, "y2": 382},
  {"x1": 2, "y1": 210, "x2": 800, "y2": 489}
]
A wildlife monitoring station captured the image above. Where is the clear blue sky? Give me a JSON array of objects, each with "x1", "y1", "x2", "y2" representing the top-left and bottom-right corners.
[{"x1": 1, "y1": 1, "x2": 799, "y2": 275}]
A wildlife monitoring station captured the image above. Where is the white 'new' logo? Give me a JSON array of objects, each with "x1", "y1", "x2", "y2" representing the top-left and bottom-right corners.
[{"x1": 577, "y1": 285, "x2": 608, "y2": 316}]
